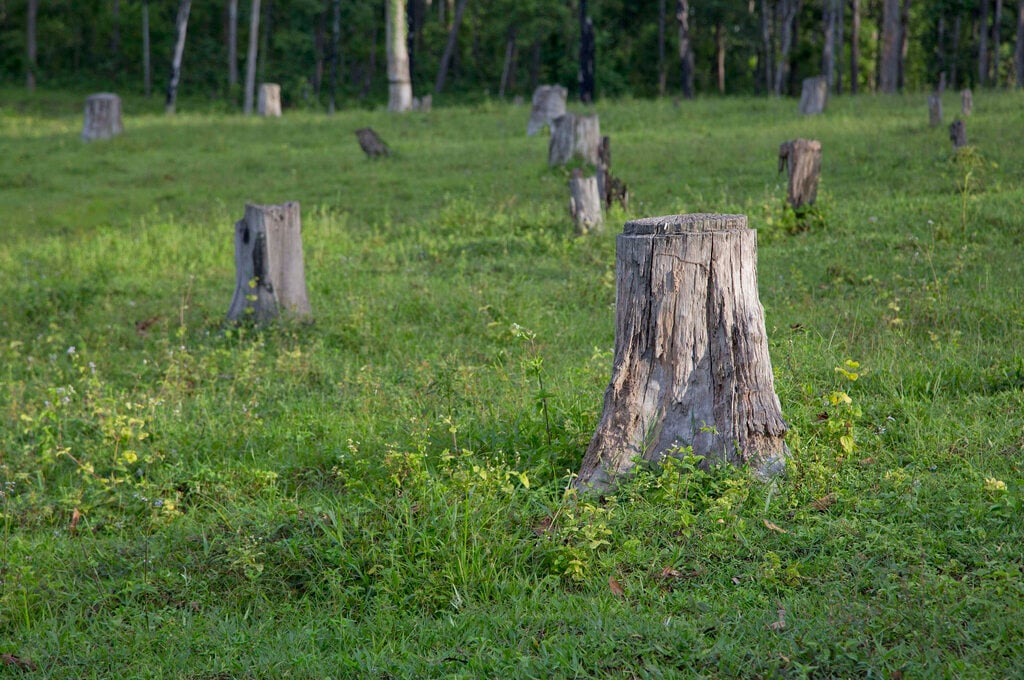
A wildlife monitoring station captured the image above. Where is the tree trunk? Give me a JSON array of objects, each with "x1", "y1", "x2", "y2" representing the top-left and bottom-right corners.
[
  {"x1": 677, "y1": 0, "x2": 695, "y2": 99},
  {"x1": 165, "y1": 0, "x2": 192, "y2": 114},
  {"x1": 244, "y1": 0, "x2": 261, "y2": 114},
  {"x1": 26, "y1": 0, "x2": 38, "y2": 91},
  {"x1": 658, "y1": 0, "x2": 667, "y2": 95},
  {"x1": 715, "y1": 21, "x2": 726, "y2": 93},
  {"x1": 142, "y1": 0, "x2": 151, "y2": 96},
  {"x1": 1016, "y1": 0, "x2": 1024, "y2": 87},
  {"x1": 961, "y1": 87, "x2": 973, "y2": 114},
  {"x1": 879, "y1": 0, "x2": 900, "y2": 92},
  {"x1": 228, "y1": 0, "x2": 239, "y2": 89},
  {"x1": 527, "y1": 84, "x2": 567, "y2": 136},
  {"x1": 548, "y1": 113, "x2": 600, "y2": 167},
  {"x1": 434, "y1": 0, "x2": 468, "y2": 94},
  {"x1": 778, "y1": 139, "x2": 822, "y2": 208},
  {"x1": 928, "y1": 92, "x2": 943, "y2": 126},
  {"x1": 313, "y1": 8, "x2": 326, "y2": 95},
  {"x1": 328, "y1": 0, "x2": 341, "y2": 113},
  {"x1": 258, "y1": 83, "x2": 281, "y2": 116},
  {"x1": 951, "y1": 14, "x2": 961, "y2": 88},
  {"x1": 949, "y1": 120, "x2": 968, "y2": 149},
  {"x1": 993, "y1": 0, "x2": 1003, "y2": 83},
  {"x1": 574, "y1": 213, "x2": 788, "y2": 493},
  {"x1": 897, "y1": 0, "x2": 911, "y2": 90},
  {"x1": 851, "y1": 0, "x2": 860, "y2": 93},
  {"x1": 835, "y1": 0, "x2": 844, "y2": 93},
  {"x1": 775, "y1": 0, "x2": 799, "y2": 96},
  {"x1": 799, "y1": 76, "x2": 828, "y2": 114},
  {"x1": 760, "y1": 0, "x2": 774, "y2": 95},
  {"x1": 226, "y1": 202, "x2": 312, "y2": 324},
  {"x1": 568, "y1": 170, "x2": 603, "y2": 235},
  {"x1": 979, "y1": 0, "x2": 990, "y2": 86},
  {"x1": 82, "y1": 93, "x2": 124, "y2": 141},
  {"x1": 498, "y1": 25, "x2": 517, "y2": 98},
  {"x1": 111, "y1": 0, "x2": 121, "y2": 74},
  {"x1": 258, "y1": 0, "x2": 272, "y2": 83},
  {"x1": 823, "y1": 0, "x2": 837, "y2": 91},
  {"x1": 579, "y1": 2, "x2": 596, "y2": 103}
]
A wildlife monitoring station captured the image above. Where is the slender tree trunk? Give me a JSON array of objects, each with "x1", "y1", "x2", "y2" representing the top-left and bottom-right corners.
[
  {"x1": 165, "y1": 0, "x2": 192, "y2": 114},
  {"x1": 851, "y1": 0, "x2": 860, "y2": 93},
  {"x1": 761, "y1": 0, "x2": 774, "y2": 96},
  {"x1": 677, "y1": 0, "x2": 694, "y2": 99},
  {"x1": 579, "y1": 3, "x2": 595, "y2": 103},
  {"x1": 258, "y1": 0, "x2": 272, "y2": 83},
  {"x1": 993, "y1": 0, "x2": 1003, "y2": 83},
  {"x1": 228, "y1": 0, "x2": 239, "y2": 89},
  {"x1": 111, "y1": 0, "x2": 121, "y2": 73},
  {"x1": 952, "y1": 14, "x2": 961, "y2": 88},
  {"x1": 388, "y1": 0, "x2": 413, "y2": 110},
  {"x1": 1016, "y1": 0, "x2": 1024, "y2": 86},
  {"x1": 434, "y1": 0, "x2": 468, "y2": 94},
  {"x1": 142, "y1": 0, "x2": 151, "y2": 96},
  {"x1": 26, "y1": 0, "x2": 38, "y2": 91},
  {"x1": 897, "y1": 0, "x2": 911, "y2": 90},
  {"x1": 329, "y1": 0, "x2": 341, "y2": 113},
  {"x1": 715, "y1": 21, "x2": 726, "y2": 93},
  {"x1": 313, "y1": 6, "x2": 326, "y2": 95},
  {"x1": 244, "y1": 0, "x2": 261, "y2": 114},
  {"x1": 879, "y1": 0, "x2": 900, "y2": 92},
  {"x1": 658, "y1": 0, "x2": 667, "y2": 95},
  {"x1": 775, "y1": 0, "x2": 799, "y2": 96},
  {"x1": 836, "y1": 0, "x2": 844, "y2": 93},
  {"x1": 499, "y1": 25, "x2": 517, "y2": 97},
  {"x1": 979, "y1": 0, "x2": 990, "y2": 85},
  {"x1": 823, "y1": 0, "x2": 837, "y2": 91}
]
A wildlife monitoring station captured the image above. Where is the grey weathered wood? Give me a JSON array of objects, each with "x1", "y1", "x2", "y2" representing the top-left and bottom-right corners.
[
  {"x1": 798, "y1": 76, "x2": 828, "y2": 115},
  {"x1": 527, "y1": 85, "x2": 567, "y2": 136},
  {"x1": 949, "y1": 120, "x2": 967, "y2": 150},
  {"x1": 258, "y1": 83, "x2": 281, "y2": 116},
  {"x1": 778, "y1": 139, "x2": 822, "y2": 209},
  {"x1": 548, "y1": 113, "x2": 600, "y2": 167},
  {"x1": 226, "y1": 202, "x2": 312, "y2": 324},
  {"x1": 960, "y1": 88, "x2": 973, "y2": 116},
  {"x1": 574, "y1": 213, "x2": 788, "y2": 492},
  {"x1": 355, "y1": 127, "x2": 389, "y2": 158},
  {"x1": 412, "y1": 94, "x2": 432, "y2": 112},
  {"x1": 574, "y1": 113, "x2": 600, "y2": 165},
  {"x1": 568, "y1": 169, "x2": 602, "y2": 235},
  {"x1": 928, "y1": 93, "x2": 943, "y2": 127},
  {"x1": 82, "y1": 93, "x2": 124, "y2": 141}
]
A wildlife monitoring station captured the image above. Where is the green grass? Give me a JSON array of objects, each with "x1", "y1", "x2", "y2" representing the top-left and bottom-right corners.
[{"x1": 1, "y1": 87, "x2": 1023, "y2": 678}]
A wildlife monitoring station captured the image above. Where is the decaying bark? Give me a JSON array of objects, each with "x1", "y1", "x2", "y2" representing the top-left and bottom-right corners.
[
  {"x1": 928, "y1": 93, "x2": 943, "y2": 127},
  {"x1": 548, "y1": 113, "x2": 600, "y2": 167},
  {"x1": 778, "y1": 139, "x2": 822, "y2": 208},
  {"x1": 949, "y1": 120, "x2": 967, "y2": 150},
  {"x1": 961, "y1": 88, "x2": 973, "y2": 116},
  {"x1": 82, "y1": 93, "x2": 124, "y2": 141},
  {"x1": 574, "y1": 213, "x2": 788, "y2": 493},
  {"x1": 527, "y1": 85, "x2": 567, "y2": 136},
  {"x1": 569, "y1": 169, "x2": 602, "y2": 235},
  {"x1": 596, "y1": 136, "x2": 628, "y2": 212},
  {"x1": 258, "y1": 83, "x2": 281, "y2": 116},
  {"x1": 226, "y1": 202, "x2": 312, "y2": 324},
  {"x1": 355, "y1": 128, "x2": 389, "y2": 158},
  {"x1": 799, "y1": 76, "x2": 828, "y2": 114}
]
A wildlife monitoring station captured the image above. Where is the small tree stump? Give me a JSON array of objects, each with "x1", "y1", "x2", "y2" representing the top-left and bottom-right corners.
[
  {"x1": 574, "y1": 113, "x2": 601, "y2": 165},
  {"x1": 82, "y1": 93, "x2": 124, "y2": 141},
  {"x1": 258, "y1": 83, "x2": 282, "y2": 117},
  {"x1": 574, "y1": 213, "x2": 788, "y2": 492},
  {"x1": 596, "y1": 136, "x2": 629, "y2": 212},
  {"x1": 527, "y1": 85, "x2": 567, "y2": 136},
  {"x1": 778, "y1": 139, "x2": 822, "y2": 209},
  {"x1": 569, "y1": 169, "x2": 603, "y2": 235},
  {"x1": 355, "y1": 127, "x2": 390, "y2": 158},
  {"x1": 798, "y1": 76, "x2": 828, "y2": 115},
  {"x1": 928, "y1": 93, "x2": 943, "y2": 127},
  {"x1": 949, "y1": 120, "x2": 967, "y2": 150},
  {"x1": 548, "y1": 113, "x2": 600, "y2": 167},
  {"x1": 226, "y1": 202, "x2": 312, "y2": 324},
  {"x1": 412, "y1": 94, "x2": 432, "y2": 112},
  {"x1": 960, "y1": 88, "x2": 973, "y2": 116}
]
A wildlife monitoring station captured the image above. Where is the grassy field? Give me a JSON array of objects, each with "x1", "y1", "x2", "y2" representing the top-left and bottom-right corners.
[{"x1": 1, "y1": 87, "x2": 1023, "y2": 678}]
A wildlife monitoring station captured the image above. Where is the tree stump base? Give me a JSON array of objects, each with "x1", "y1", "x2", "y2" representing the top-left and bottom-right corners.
[
  {"x1": 527, "y1": 85, "x2": 567, "y2": 136},
  {"x1": 960, "y1": 88, "x2": 973, "y2": 117},
  {"x1": 575, "y1": 214, "x2": 788, "y2": 492},
  {"x1": 569, "y1": 169, "x2": 603, "y2": 235},
  {"x1": 355, "y1": 128, "x2": 390, "y2": 158},
  {"x1": 949, "y1": 120, "x2": 967, "y2": 151},
  {"x1": 798, "y1": 76, "x2": 828, "y2": 115},
  {"x1": 258, "y1": 83, "x2": 282, "y2": 117},
  {"x1": 778, "y1": 139, "x2": 822, "y2": 209},
  {"x1": 82, "y1": 93, "x2": 124, "y2": 141},
  {"x1": 928, "y1": 93, "x2": 943, "y2": 127},
  {"x1": 548, "y1": 113, "x2": 600, "y2": 167},
  {"x1": 226, "y1": 202, "x2": 312, "y2": 324}
]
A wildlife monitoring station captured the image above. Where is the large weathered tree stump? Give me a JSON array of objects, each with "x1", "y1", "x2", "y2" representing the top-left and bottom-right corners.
[
  {"x1": 527, "y1": 85, "x2": 567, "y2": 136},
  {"x1": 226, "y1": 202, "x2": 312, "y2": 324},
  {"x1": 568, "y1": 169, "x2": 603, "y2": 235},
  {"x1": 960, "y1": 88, "x2": 973, "y2": 117},
  {"x1": 258, "y1": 83, "x2": 282, "y2": 117},
  {"x1": 928, "y1": 93, "x2": 943, "y2": 127},
  {"x1": 575, "y1": 214, "x2": 788, "y2": 492},
  {"x1": 548, "y1": 113, "x2": 600, "y2": 167},
  {"x1": 355, "y1": 128, "x2": 390, "y2": 158},
  {"x1": 82, "y1": 93, "x2": 124, "y2": 141},
  {"x1": 949, "y1": 120, "x2": 967, "y2": 150},
  {"x1": 798, "y1": 76, "x2": 828, "y2": 115},
  {"x1": 778, "y1": 139, "x2": 822, "y2": 209}
]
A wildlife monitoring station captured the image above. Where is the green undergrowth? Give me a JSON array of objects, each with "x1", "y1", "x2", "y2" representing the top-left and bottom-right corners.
[{"x1": 1, "y1": 88, "x2": 1023, "y2": 678}]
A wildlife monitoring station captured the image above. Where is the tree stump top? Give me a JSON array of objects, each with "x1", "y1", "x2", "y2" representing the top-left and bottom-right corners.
[{"x1": 624, "y1": 213, "x2": 747, "y2": 235}]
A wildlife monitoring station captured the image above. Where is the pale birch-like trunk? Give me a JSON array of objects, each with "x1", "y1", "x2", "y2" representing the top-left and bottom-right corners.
[
  {"x1": 677, "y1": 0, "x2": 695, "y2": 99},
  {"x1": 244, "y1": 0, "x2": 261, "y2": 114},
  {"x1": 165, "y1": 0, "x2": 192, "y2": 114},
  {"x1": 387, "y1": 0, "x2": 413, "y2": 110}
]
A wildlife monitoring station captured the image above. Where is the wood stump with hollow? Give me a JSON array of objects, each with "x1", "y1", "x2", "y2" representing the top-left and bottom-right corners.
[
  {"x1": 928, "y1": 93, "x2": 943, "y2": 127},
  {"x1": 82, "y1": 93, "x2": 124, "y2": 141},
  {"x1": 960, "y1": 89, "x2": 973, "y2": 117},
  {"x1": 226, "y1": 202, "x2": 312, "y2": 325},
  {"x1": 778, "y1": 139, "x2": 822, "y2": 209},
  {"x1": 548, "y1": 113, "x2": 600, "y2": 167},
  {"x1": 258, "y1": 83, "x2": 282, "y2": 117},
  {"x1": 798, "y1": 76, "x2": 828, "y2": 115},
  {"x1": 568, "y1": 169, "x2": 603, "y2": 235},
  {"x1": 949, "y1": 120, "x2": 967, "y2": 150},
  {"x1": 527, "y1": 85, "x2": 567, "y2": 136},
  {"x1": 574, "y1": 213, "x2": 788, "y2": 493},
  {"x1": 355, "y1": 128, "x2": 390, "y2": 158}
]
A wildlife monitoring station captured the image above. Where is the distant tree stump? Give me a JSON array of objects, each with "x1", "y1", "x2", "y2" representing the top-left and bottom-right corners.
[
  {"x1": 548, "y1": 113, "x2": 600, "y2": 167},
  {"x1": 574, "y1": 213, "x2": 788, "y2": 492},
  {"x1": 949, "y1": 120, "x2": 967, "y2": 150},
  {"x1": 226, "y1": 202, "x2": 312, "y2": 324},
  {"x1": 596, "y1": 136, "x2": 629, "y2": 212},
  {"x1": 798, "y1": 76, "x2": 828, "y2": 115},
  {"x1": 928, "y1": 93, "x2": 943, "y2": 127},
  {"x1": 82, "y1": 93, "x2": 124, "y2": 141},
  {"x1": 258, "y1": 83, "x2": 282, "y2": 117},
  {"x1": 569, "y1": 169, "x2": 603, "y2": 235},
  {"x1": 412, "y1": 95, "x2": 432, "y2": 112},
  {"x1": 778, "y1": 139, "x2": 822, "y2": 209},
  {"x1": 527, "y1": 85, "x2": 567, "y2": 136},
  {"x1": 355, "y1": 128, "x2": 390, "y2": 158},
  {"x1": 960, "y1": 88, "x2": 973, "y2": 116}
]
